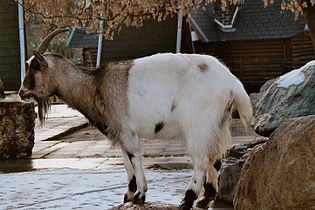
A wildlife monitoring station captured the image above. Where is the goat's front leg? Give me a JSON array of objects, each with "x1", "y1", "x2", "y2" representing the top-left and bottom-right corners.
[
  {"x1": 131, "y1": 151, "x2": 147, "y2": 204},
  {"x1": 121, "y1": 148, "x2": 137, "y2": 203},
  {"x1": 120, "y1": 130, "x2": 147, "y2": 204}
]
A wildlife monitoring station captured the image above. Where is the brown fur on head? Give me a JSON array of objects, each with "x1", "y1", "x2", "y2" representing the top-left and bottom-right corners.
[
  {"x1": 19, "y1": 51, "x2": 57, "y2": 124},
  {"x1": 19, "y1": 27, "x2": 71, "y2": 124}
]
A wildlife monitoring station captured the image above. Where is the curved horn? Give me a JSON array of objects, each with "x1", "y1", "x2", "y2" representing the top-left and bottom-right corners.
[{"x1": 37, "y1": 26, "x2": 71, "y2": 54}]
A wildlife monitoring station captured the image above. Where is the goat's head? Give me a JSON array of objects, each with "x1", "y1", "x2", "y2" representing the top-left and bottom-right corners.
[{"x1": 19, "y1": 26, "x2": 71, "y2": 122}]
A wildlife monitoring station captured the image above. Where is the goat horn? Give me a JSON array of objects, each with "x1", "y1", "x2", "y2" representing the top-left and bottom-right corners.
[{"x1": 37, "y1": 26, "x2": 71, "y2": 54}]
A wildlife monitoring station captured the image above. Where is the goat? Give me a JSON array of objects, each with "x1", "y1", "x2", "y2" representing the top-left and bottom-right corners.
[{"x1": 19, "y1": 27, "x2": 252, "y2": 210}]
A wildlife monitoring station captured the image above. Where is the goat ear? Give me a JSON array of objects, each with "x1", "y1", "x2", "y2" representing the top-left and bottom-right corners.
[{"x1": 33, "y1": 50, "x2": 48, "y2": 68}]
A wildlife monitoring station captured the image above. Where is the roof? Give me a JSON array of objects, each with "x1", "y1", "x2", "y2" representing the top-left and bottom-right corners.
[
  {"x1": 66, "y1": 28, "x2": 99, "y2": 48},
  {"x1": 67, "y1": 18, "x2": 178, "y2": 61},
  {"x1": 189, "y1": 0, "x2": 306, "y2": 42}
]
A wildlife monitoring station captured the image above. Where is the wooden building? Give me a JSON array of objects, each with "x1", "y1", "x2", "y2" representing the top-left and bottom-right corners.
[
  {"x1": 0, "y1": 0, "x2": 22, "y2": 91},
  {"x1": 67, "y1": 17, "x2": 193, "y2": 67},
  {"x1": 189, "y1": 0, "x2": 315, "y2": 93}
]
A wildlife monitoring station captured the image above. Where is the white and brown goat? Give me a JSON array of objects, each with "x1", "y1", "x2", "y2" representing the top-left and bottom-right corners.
[{"x1": 19, "y1": 27, "x2": 252, "y2": 210}]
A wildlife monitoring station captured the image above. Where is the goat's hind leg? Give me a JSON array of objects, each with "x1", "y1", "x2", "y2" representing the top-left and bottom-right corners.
[
  {"x1": 179, "y1": 153, "x2": 208, "y2": 210},
  {"x1": 196, "y1": 160, "x2": 221, "y2": 209},
  {"x1": 179, "y1": 135, "x2": 210, "y2": 210},
  {"x1": 197, "y1": 121, "x2": 229, "y2": 208}
]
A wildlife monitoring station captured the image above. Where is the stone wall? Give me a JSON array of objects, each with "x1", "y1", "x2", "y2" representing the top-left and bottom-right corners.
[{"x1": 0, "y1": 99, "x2": 36, "y2": 159}]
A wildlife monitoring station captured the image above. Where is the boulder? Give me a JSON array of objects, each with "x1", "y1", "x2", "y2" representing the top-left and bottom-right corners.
[
  {"x1": 251, "y1": 61, "x2": 315, "y2": 136},
  {"x1": 234, "y1": 115, "x2": 315, "y2": 210},
  {"x1": 217, "y1": 139, "x2": 267, "y2": 203},
  {"x1": 0, "y1": 99, "x2": 37, "y2": 159}
]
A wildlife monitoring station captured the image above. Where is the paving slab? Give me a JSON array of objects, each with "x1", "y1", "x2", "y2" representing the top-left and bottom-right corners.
[
  {"x1": 34, "y1": 104, "x2": 88, "y2": 142},
  {"x1": 32, "y1": 130, "x2": 264, "y2": 160},
  {"x1": 0, "y1": 168, "x2": 188, "y2": 209},
  {"x1": 0, "y1": 168, "x2": 234, "y2": 210}
]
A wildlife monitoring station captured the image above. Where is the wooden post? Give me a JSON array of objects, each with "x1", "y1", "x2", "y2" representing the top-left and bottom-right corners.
[{"x1": 0, "y1": 78, "x2": 5, "y2": 98}]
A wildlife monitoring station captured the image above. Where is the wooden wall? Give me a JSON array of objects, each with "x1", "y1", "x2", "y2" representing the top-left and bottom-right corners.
[
  {"x1": 83, "y1": 48, "x2": 97, "y2": 67},
  {"x1": 195, "y1": 34, "x2": 314, "y2": 93},
  {"x1": 0, "y1": 1, "x2": 20, "y2": 91},
  {"x1": 196, "y1": 39, "x2": 289, "y2": 93},
  {"x1": 291, "y1": 32, "x2": 315, "y2": 69}
]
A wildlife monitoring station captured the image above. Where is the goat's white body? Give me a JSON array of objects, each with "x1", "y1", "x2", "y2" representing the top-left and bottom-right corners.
[
  {"x1": 127, "y1": 53, "x2": 245, "y2": 157},
  {"x1": 120, "y1": 54, "x2": 252, "y2": 208}
]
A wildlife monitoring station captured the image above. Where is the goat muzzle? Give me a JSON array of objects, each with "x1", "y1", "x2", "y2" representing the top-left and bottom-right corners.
[{"x1": 18, "y1": 87, "x2": 32, "y2": 101}]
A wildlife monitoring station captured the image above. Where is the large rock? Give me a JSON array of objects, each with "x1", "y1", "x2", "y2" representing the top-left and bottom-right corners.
[
  {"x1": 251, "y1": 61, "x2": 315, "y2": 136},
  {"x1": 0, "y1": 98, "x2": 37, "y2": 159},
  {"x1": 234, "y1": 115, "x2": 315, "y2": 210},
  {"x1": 217, "y1": 139, "x2": 267, "y2": 203}
]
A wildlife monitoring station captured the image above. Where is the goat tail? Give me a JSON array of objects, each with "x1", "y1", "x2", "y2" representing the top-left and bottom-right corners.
[{"x1": 233, "y1": 83, "x2": 253, "y2": 131}]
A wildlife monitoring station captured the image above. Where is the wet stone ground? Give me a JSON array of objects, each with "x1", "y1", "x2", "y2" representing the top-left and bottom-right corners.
[{"x1": 0, "y1": 168, "x2": 192, "y2": 209}]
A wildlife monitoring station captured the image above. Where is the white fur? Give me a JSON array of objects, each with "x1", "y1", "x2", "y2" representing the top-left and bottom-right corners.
[
  {"x1": 121, "y1": 53, "x2": 252, "y2": 206},
  {"x1": 127, "y1": 53, "x2": 248, "y2": 154}
]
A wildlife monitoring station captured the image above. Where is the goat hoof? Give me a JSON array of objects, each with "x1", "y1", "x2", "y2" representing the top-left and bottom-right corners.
[
  {"x1": 123, "y1": 194, "x2": 128, "y2": 203},
  {"x1": 179, "y1": 202, "x2": 193, "y2": 210},
  {"x1": 179, "y1": 189, "x2": 196, "y2": 210},
  {"x1": 132, "y1": 191, "x2": 145, "y2": 204},
  {"x1": 123, "y1": 194, "x2": 130, "y2": 203},
  {"x1": 123, "y1": 191, "x2": 134, "y2": 203},
  {"x1": 196, "y1": 196, "x2": 212, "y2": 209}
]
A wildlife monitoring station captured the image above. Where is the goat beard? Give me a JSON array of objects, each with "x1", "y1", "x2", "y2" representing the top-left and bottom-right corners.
[{"x1": 34, "y1": 95, "x2": 51, "y2": 125}]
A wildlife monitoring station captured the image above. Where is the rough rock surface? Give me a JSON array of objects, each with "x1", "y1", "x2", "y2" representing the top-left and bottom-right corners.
[
  {"x1": 0, "y1": 99, "x2": 37, "y2": 159},
  {"x1": 217, "y1": 139, "x2": 267, "y2": 202},
  {"x1": 250, "y1": 61, "x2": 315, "y2": 136},
  {"x1": 234, "y1": 115, "x2": 315, "y2": 210}
]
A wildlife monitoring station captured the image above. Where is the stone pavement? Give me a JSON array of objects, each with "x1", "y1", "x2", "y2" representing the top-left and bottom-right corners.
[
  {"x1": 34, "y1": 104, "x2": 88, "y2": 142},
  {"x1": 0, "y1": 168, "x2": 191, "y2": 210}
]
